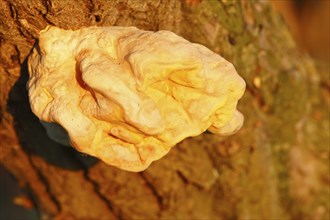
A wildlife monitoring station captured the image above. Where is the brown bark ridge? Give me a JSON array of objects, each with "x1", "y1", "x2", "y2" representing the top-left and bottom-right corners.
[{"x1": 0, "y1": 0, "x2": 329, "y2": 219}]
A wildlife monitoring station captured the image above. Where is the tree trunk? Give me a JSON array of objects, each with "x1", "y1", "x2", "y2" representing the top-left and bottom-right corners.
[{"x1": 0, "y1": 0, "x2": 329, "y2": 219}]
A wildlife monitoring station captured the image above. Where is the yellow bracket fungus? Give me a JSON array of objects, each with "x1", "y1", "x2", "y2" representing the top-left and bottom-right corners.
[{"x1": 28, "y1": 26, "x2": 245, "y2": 171}]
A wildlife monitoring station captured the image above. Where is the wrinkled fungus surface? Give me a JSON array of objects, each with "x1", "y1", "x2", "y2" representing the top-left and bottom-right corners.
[{"x1": 28, "y1": 26, "x2": 245, "y2": 171}]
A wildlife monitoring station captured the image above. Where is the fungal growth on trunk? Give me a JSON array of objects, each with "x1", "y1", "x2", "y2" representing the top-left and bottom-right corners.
[{"x1": 28, "y1": 26, "x2": 245, "y2": 171}]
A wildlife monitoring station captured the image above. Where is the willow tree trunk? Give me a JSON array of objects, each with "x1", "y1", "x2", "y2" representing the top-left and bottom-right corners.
[{"x1": 0, "y1": 0, "x2": 329, "y2": 219}]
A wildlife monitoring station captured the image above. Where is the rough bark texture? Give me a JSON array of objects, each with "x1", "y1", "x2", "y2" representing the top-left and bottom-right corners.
[{"x1": 0, "y1": 0, "x2": 329, "y2": 219}]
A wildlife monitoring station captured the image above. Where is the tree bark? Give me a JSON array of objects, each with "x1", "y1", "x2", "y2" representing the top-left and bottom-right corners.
[{"x1": 0, "y1": 0, "x2": 329, "y2": 219}]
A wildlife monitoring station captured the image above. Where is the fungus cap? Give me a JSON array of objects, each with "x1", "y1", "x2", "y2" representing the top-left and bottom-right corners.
[{"x1": 28, "y1": 26, "x2": 245, "y2": 171}]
